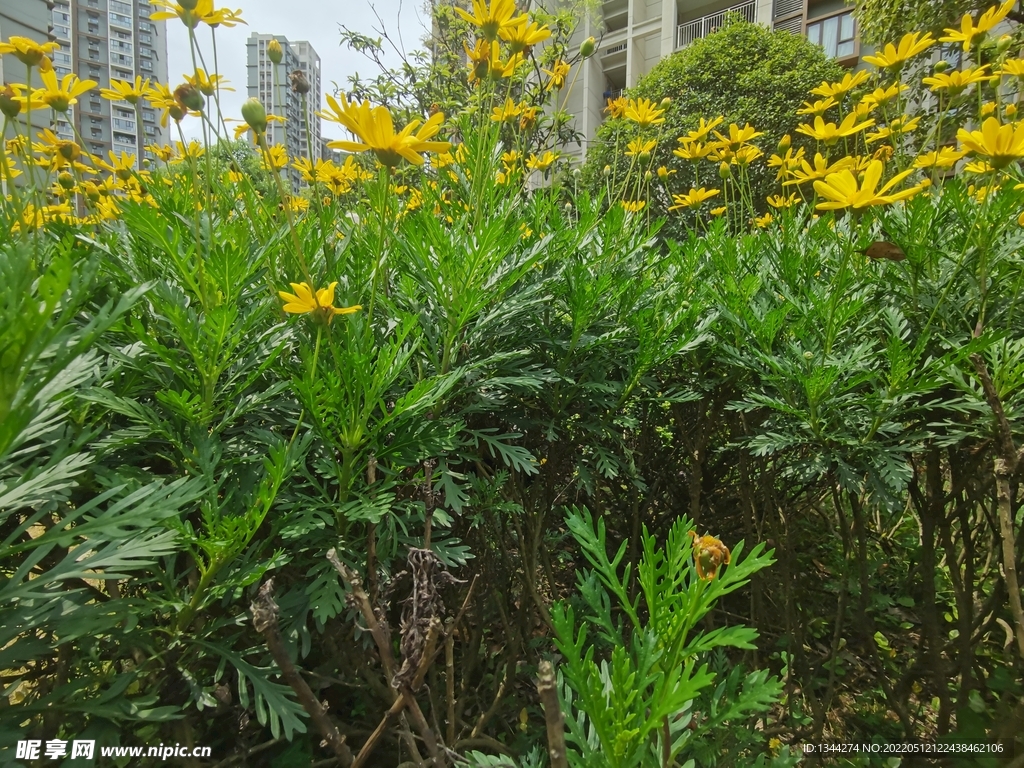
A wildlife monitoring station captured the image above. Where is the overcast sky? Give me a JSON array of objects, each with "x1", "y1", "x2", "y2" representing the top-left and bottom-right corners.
[{"x1": 165, "y1": 0, "x2": 430, "y2": 141}]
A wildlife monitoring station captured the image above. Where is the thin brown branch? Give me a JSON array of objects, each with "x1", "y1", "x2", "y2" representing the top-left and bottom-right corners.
[
  {"x1": 328, "y1": 548, "x2": 398, "y2": 680},
  {"x1": 250, "y1": 580, "x2": 353, "y2": 766},
  {"x1": 536, "y1": 660, "x2": 568, "y2": 768}
]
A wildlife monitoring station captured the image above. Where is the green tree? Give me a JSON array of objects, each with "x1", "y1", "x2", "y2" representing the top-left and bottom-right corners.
[{"x1": 583, "y1": 19, "x2": 844, "y2": 232}]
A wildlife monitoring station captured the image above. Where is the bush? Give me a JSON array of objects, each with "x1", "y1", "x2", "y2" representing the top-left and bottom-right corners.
[{"x1": 584, "y1": 19, "x2": 844, "y2": 232}]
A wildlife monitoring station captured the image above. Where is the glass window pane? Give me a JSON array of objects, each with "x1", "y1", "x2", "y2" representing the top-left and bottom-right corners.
[
  {"x1": 840, "y1": 12, "x2": 854, "y2": 40},
  {"x1": 837, "y1": 40, "x2": 855, "y2": 57},
  {"x1": 822, "y1": 16, "x2": 838, "y2": 57},
  {"x1": 807, "y1": 22, "x2": 821, "y2": 45}
]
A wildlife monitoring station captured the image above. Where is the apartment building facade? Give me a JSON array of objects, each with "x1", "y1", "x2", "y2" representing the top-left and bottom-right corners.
[
  {"x1": 43, "y1": 0, "x2": 170, "y2": 164},
  {"x1": 246, "y1": 33, "x2": 322, "y2": 190},
  {"x1": 564, "y1": 0, "x2": 860, "y2": 158}
]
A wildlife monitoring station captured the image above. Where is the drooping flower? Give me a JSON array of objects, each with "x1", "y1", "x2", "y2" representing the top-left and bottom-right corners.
[
  {"x1": 711, "y1": 123, "x2": 763, "y2": 151},
  {"x1": 813, "y1": 159, "x2": 919, "y2": 209},
  {"x1": 321, "y1": 94, "x2": 450, "y2": 167},
  {"x1": 679, "y1": 116, "x2": 724, "y2": 143},
  {"x1": 862, "y1": 31, "x2": 936, "y2": 68},
  {"x1": 673, "y1": 140, "x2": 713, "y2": 161},
  {"x1": 859, "y1": 83, "x2": 907, "y2": 110},
  {"x1": 542, "y1": 60, "x2": 571, "y2": 90},
  {"x1": 767, "y1": 193, "x2": 800, "y2": 209},
  {"x1": 797, "y1": 97, "x2": 838, "y2": 117},
  {"x1": 620, "y1": 199, "x2": 646, "y2": 212},
  {"x1": 690, "y1": 531, "x2": 731, "y2": 580},
  {"x1": 278, "y1": 281, "x2": 361, "y2": 322},
  {"x1": 490, "y1": 97, "x2": 523, "y2": 123},
  {"x1": 957, "y1": 116, "x2": 1024, "y2": 168},
  {"x1": 865, "y1": 115, "x2": 920, "y2": 144},
  {"x1": 913, "y1": 147, "x2": 966, "y2": 169}
]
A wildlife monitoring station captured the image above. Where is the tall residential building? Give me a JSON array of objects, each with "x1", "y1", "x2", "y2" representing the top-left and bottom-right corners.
[
  {"x1": 563, "y1": 0, "x2": 861, "y2": 160},
  {"x1": 246, "y1": 33, "x2": 322, "y2": 190},
  {"x1": 45, "y1": 0, "x2": 169, "y2": 165}
]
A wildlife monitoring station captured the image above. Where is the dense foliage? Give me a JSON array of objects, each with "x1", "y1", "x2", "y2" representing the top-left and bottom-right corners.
[{"x1": 2, "y1": 1, "x2": 1024, "y2": 766}]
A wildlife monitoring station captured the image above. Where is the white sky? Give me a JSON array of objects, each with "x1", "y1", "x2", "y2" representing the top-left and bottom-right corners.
[{"x1": 165, "y1": 0, "x2": 430, "y2": 141}]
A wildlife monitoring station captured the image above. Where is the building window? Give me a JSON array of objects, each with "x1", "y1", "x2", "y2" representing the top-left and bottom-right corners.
[{"x1": 806, "y1": 10, "x2": 856, "y2": 60}]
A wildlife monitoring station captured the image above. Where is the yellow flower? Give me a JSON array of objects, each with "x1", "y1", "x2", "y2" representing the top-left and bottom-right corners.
[
  {"x1": 679, "y1": 116, "x2": 724, "y2": 143},
  {"x1": 36, "y1": 69, "x2": 96, "y2": 112},
  {"x1": 656, "y1": 165, "x2": 676, "y2": 179},
  {"x1": 147, "y1": 144, "x2": 175, "y2": 163},
  {"x1": 146, "y1": 82, "x2": 189, "y2": 126},
  {"x1": 810, "y1": 70, "x2": 869, "y2": 99},
  {"x1": 625, "y1": 138, "x2": 657, "y2": 157},
  {"x1": 99, "y1": 76, "x2": 151, "y2": 104},
  {"x1": 797, "y1": 97, "x2": 837, "y2": 116},
  {"x1": 673, "y1": 140, "x2": 713, "y2": 161},
  {"x1": 768, "y1": 146, "x2": 806, "y2": 181},
  {"x1": 624, "y1": 97, "x2": 666, "y2": 127},
  {"x1": 455, "y1": 0, "x2": 528, "y2": 41},
  {"x1": 605, "y1": 97, "x2": 627, "y2": 118},
  {"x1": 795, "y1": 113, "x2": 875, "y2": 144},
  {"x1": 278, "y1": 281, "x2": 361, "y2": 322},
  {"x1": 620, "y1": 199, "x2": 646, "y2": 212},
  {"x1": 542, "y1": 60, "x2": 571, "y2": 90},
  {"x1": 783, "y1": 152, "x2": 854, "y2": 186},
  {"x1": 862, "y1": 31, "x2": 936, "y2": 68},
  {"x1": 186, "y1": 68, "x2": 233, "y2": 96},
  {"x1": 259, "y1": 144, "x2": 289, "y2": 171},
  {"x1": 499, "y1": 20, "x2": 550, "y2": 53},
  {"x1": 922, "y1": 65, "x2": 996, "y2": 94},
  {"x1": 95, "y1": 150, "x2": 137, "y2": 180},
  {"x1": 753, "y1": 212, "x2": 774, "y2": 228},
  {"x1": 913, "y1": 147, "x2": 966, "y2": 168},
  {"x1": 150, "y1": 0, "x2": 244, "y2": 29},
  {"x1": 501, "y1": 149, "x2": 520, "y2": 167},
  {"x1": 957, "y1": 116, "x2": 1024, "y2": 168},
  {"x1": 293, "y1": 156, "x2": 327, "y2": 184},
  {"x1": 940, "y1": 0, "x2": 1015, "y2": 52},
  {"x1": 0, "y1": 36, "x2": 60, "y2": 66},
  {"x1": 712, "y1": 122, "x2": 764, "y2": 150},
  {"x1": 813, "y1": 159, "x2": 919, "y2": 209},
  {"x1": 486, "y1": 41, "x2": 524, "y2": 80},
  {"x1": 767, "y1": 193, "x2": 800, "y2": 208},
  {"x1": 1000, "y1": 58, "x2": 1024, "y2": 78},
  {"x1": 963, "y1": 159, "x2": 998, "y2": 174},
  {"x1": 690, "y1": 531, "x2": 731, "y2": 580},
  {"x1": 668, "y1": 187, "x2": 720, "y2": 211},
  {"x1": 710, "y1": 205, "x2": 727, "y2": 216},
  {"x1": 860, "y1": 83, "x2": 907, "y2": 110},
  {"x1": 321, "y1": 94, "x2": 450, "y2": 167},
  {"x1": 733, "y1": 144, "x2": 763, "y2": 166},
  {"x1": 490, "y1": 97, "x2": 522, "y2": 123},
  {"x1": 464, "y1": 38, "x2": 491, "y2": 81},
  {"x1": 526, "y1": 150, "x2": 558, "y2": 171},
  {"x1": 865, "y1": 115, "x2": 920, "y2": 143}
]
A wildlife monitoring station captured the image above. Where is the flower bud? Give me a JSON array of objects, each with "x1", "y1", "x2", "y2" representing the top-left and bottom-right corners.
[
  {"x1": 267, "y1": 39, "x2": 284, "y2": 64},
  {"x1": 638, "y1": 151, "x2": 651, "y2": 164},
  {"x1": 241, "y1": 98, "x2": 268, "y2": 134},
  {"x1": 174, "y1": 83, "x2": 204, "y2": 112},
  {"x1": 0, "y1": 86, "x2": 21, "y2": 119},
  {"x1": 57, "y1": 141, "x2": 80, "y2": 161},
  {"x1": 57, "y1": 172, "x2": 75, "y2": 190},
  {"x1": 997, "y1": 34, "x2": 1013, "y2": 54},
  {"x1": 660, "y1": 97, "x2": 671, "y2": 107},
  {"x1": 564, "y1": 202, "x2": 573, "y2": 212},
  {"x1": 803, "y1": 351, "x2": 814, "y2": 360},
  {"x1": 580, "y1": 36, "x2": 596, "y2": 58},
  {"x1": 603, "y1": 164, "x2": 611, "y2": 176},
  {"x1": 933, "y1": 60, "x2": 950, "y2": 73},
  {"x1": 289, "y1": 69, "x2": 310, "y2": 94},
  {"x1": 644, "y1": 170, "x2": 653, "y2": 180},
  {"x1": 777, "y1": 134, "x2": 791, "y2": 153},
  {"x1": 572, "y1": 167, "x2": 582, "y2": 177},
  {"x1": 718, "y1": 161, "x2": 731, "y2": 180}
]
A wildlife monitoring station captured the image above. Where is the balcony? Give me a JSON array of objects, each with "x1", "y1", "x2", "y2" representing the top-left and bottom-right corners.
[{"x1": 676, "y1": 0, "x2": 756, "y2": 48}]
